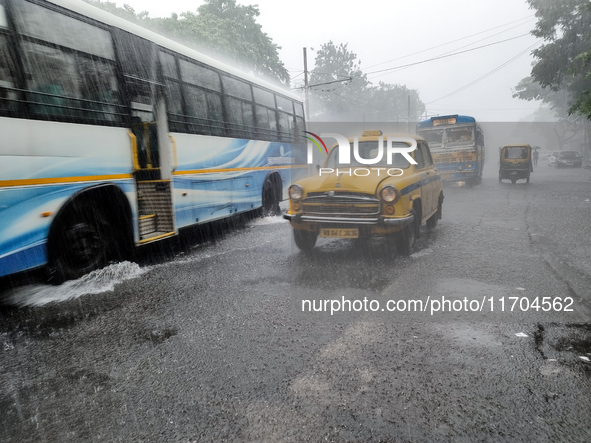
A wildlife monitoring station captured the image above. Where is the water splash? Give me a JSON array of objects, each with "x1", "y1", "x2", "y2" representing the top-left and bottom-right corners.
[
  {"x1": 6, "y1": 261, "x2": 147, "y2": 307},
  {"x1": 248, "y1": 215, "x2": 287, "y2": 226}
]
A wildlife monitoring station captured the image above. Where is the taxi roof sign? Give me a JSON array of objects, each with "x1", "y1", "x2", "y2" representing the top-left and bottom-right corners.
[{"x1": 362, "y1": 130, "x2": 383, "y2": 136}]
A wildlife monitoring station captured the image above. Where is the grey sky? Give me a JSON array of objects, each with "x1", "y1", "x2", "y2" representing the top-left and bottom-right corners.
[{"x1": 113, "y1": 0, "x2": 544, "y2": 122}]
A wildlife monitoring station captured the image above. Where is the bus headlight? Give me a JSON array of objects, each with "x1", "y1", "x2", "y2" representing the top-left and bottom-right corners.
[
  {"x1": 289, "y1": 184, "x2": 303, "y2": 201},
  {"x1": 380, "y1": 186, "x2": 399, "y2": 203}
]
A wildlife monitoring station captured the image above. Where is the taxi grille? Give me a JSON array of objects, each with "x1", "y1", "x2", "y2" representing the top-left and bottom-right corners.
[{"x1": 302, "y1": 192, "x2": 380, "y2": 216}]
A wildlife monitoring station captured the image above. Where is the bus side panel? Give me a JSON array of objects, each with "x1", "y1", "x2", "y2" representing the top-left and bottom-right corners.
[
  {"x1": 0, "y1": 181, "x2": 136, "y2": 277},
  {"x1": 0, "y1": 118, "x2": 137, "y2": 277},
  {"x1": 171, "y1": 133, "x2": 294, "y2": 228}
]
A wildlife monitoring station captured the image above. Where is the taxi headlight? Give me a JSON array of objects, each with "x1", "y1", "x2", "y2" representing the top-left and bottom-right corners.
[
  {"x1": 380, "y1": 186, "x2": 399, "y2": 203},
  {"x1": 289, "y1": 184, "x2": 303, "y2": 201}
]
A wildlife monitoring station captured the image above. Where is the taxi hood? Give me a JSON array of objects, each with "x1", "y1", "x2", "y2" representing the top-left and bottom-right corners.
[{"x1": 296, "y1": 169, "x2": 400, "y2": 196}]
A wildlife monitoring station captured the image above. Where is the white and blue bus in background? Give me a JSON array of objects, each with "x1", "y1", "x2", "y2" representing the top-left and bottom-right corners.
[
  {"x1": 416, "y1": 115, "x2": 485, "y2": 186},
  {"x1": 0, "y1": 0, "x2": 307, "y2": 282}
]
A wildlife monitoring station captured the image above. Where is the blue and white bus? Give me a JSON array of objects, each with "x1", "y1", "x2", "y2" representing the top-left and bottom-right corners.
[
  {"x1": 0, "y1": 0, "x2": 306, "y2": 281},
  {"x1": 416, "y1": 115, "x2": 485, "y2": 186}
]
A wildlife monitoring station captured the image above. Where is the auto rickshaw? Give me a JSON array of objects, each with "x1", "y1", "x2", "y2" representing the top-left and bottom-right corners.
[{"x1": 499, "y1": 144, "x2": 533, "y2": 184}]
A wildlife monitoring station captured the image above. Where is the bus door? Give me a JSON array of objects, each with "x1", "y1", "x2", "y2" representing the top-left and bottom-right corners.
[{"x1": 114, "y1": 30, "x2": 176, "y2": 243}]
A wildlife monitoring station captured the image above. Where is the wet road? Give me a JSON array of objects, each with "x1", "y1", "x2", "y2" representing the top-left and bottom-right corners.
[{"x1": 1, "y1": 164, "x2": 591, "y2": 442}]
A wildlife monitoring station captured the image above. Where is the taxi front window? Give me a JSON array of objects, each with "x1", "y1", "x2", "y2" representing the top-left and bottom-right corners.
[
  {"x1": 325, "y1": 141, "x2": 411, "y2": 169},
  {"x1": 504, "y1": 147, "x2": 528, "y2": 159}
]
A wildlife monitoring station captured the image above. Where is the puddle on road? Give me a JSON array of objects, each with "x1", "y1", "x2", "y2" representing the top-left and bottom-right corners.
[{"x1": 4, "y1": 261, "x2": 147, "y2": 307}]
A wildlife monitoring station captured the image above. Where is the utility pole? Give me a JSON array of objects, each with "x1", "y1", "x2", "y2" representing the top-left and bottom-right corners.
[{"x1": 303, "y1": 47, "x2": 309, "y2": 120}]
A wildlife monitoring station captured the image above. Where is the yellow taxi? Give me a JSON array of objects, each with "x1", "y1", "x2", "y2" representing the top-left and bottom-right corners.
[{"x1": 284, "y1": 131, "x2": 443, "y2": 255}]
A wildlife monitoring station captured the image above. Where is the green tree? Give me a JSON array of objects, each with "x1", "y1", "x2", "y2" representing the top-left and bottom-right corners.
[
  {"x1": 84, "y1": 0, "x2": 289, "y2": 85},
  {"x1": 308, "y1": 41, "x2": 424, "y2": 121},
  {"x1": 513, "y1": 76, "x2": 585, "y2": 149},
  {"x1": 516, "y1": 0, "x2": 591, "y2": 119},
  {"x1": 366, "y1": 82, "x2": 425, "y2": 122},
  {"x1": 308, "y1": 41, "x2": 370, "y2": 118}
]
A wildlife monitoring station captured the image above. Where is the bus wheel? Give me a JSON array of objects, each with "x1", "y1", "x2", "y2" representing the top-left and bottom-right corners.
[
  {"x1": 526, "y1": 177, "x2": 530, "y2": 184},
  {"x1": 52, "y1": 204, "x2": 112, "y2": 282},
  {"x1": 293, "y1": 229, "x2": 317, "y2": 252},
  {"x1": 397, "y1": 209, "x2": 419, "y2": 256},
  {"x1": 498, "y1": 175, "x2": 502, "y2": 183},
  {"x1": 262, "y1": 176, "x2": 280, "y2": 216},
  {"x1": 511, "y1": 178, "x2": 517, "y2": 184}
]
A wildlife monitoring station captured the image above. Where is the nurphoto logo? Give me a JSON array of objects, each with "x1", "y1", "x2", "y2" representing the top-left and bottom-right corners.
[{"x1": 303, "y1": 131, "x2": 418, "y2": 177}]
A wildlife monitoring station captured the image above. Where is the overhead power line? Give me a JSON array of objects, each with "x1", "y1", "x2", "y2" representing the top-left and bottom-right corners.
[
  {"x1": 365, "y1": 33, "x2": 531, "y2": 76},
  {"x1": 426, "y1": 40, "x2": 542, "y2": 104},
  {"x1": 364, "y1": 14, "x2": 535, "y2": 71}
]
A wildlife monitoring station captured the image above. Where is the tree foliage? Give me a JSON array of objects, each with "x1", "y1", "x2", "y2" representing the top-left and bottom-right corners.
[
  {"x1": 515, "y1": 0, "x2": 591, "y2": 119},
  {"x1": 84, "y1": 0, "x2": 289, "y2": 85},
  {"x1": 308, "y1": 41, "x2": 425, "y2": 121}
]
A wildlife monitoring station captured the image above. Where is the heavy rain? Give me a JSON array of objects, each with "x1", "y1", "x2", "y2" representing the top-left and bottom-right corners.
[{"x1": 1, "y1": 0, "x2": 591, "y2": 441}]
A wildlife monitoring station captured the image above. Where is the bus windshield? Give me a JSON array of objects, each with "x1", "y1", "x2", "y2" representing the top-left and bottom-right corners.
[
  {"x1": 446, "y1": 127, "x2": 473, "y2": 143},
  {"x1": 418, "y1": 129, "x2": 443, "y2": 144},
  {"x1": 325, "y1": 141, "x2": 411, "y2": 169}
]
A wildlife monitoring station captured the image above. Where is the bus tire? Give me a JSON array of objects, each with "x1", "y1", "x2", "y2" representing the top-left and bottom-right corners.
[
  {"x1": 511, "y1": 178, "x2": 516, "y2": 184},
  {"x1": 262, "y1": 175, "x2": 280, "y2": 216},
  {"x1": 51, "y1": 203, "x2": 113, "y2": 282},
  {"x1": 397, "y1": 208, "x2": 419, "y2": 256},
  {"x1": 293, "y1": 229, "x2": 317, "y2": 252}
]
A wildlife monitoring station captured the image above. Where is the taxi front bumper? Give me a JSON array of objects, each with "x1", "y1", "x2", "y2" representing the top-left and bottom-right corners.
[{"x1": 283, "y1": 213, "x2": 414, "y2": 228}]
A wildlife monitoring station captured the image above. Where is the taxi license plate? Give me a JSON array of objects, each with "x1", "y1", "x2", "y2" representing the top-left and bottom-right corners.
[{"x1": 320, "y1": 228, "x2": 359, "y2": 238}]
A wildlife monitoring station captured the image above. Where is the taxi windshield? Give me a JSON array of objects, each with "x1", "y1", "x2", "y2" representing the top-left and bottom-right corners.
[
  {"x1": 504, "y1": 147, "x2": 528, "y2": 159},
  {"x1": 325, "y1": 141, "x2": 411, "y2": 169}
]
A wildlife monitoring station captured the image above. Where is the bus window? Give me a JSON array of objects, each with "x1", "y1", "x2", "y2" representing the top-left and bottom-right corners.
[
  {"x1": 276, "y1": 95, "x2": 293, "y2": 113},
  {"x1": 253, "y1": 86, "x2": 275, "y2": 108},
  {"x1": 294, "y1": 102, "x2": 304, "y2": 117},
  {"x1": 225, "y1": 95, "x2": 254, "y2": 139},
  {"x1": 277, "y1": 111, "x2": 292, "y2": 142},
  {"x1": 180, "y1": 59, "x2": 220, "y2": 92},
  {"x1": 0, "y1": 5, "x2": 17, "y2": 114},
  {"x1": 15, "y1": 1, "x2": 121, "y2": 123},
  {"x1": 159, "y1": 51, "x2": 179, "y2": 79},
  {"x1": 184, "y1": 85, "x2": 224, "y2": 136},
  {"x1": 222, "y1": 75, "x2": 252, "y2": 101},
  {"x1": 222, "y1": 75, "x2": 254, "y2": 138},
  {"x1": 13, "y1": 0, "x2": 115, "y2": 60},
  {"x1": 255, "y1": 105, "x2": 278, "y2": 140}
]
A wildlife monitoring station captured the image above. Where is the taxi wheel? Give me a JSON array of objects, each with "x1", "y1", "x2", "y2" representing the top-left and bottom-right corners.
[
  {"x1": 293, "y1": 229, "x2": 317, "y2": 252},
  {"x1": 397, "y1": 209, "x2": 418, "y2": 256},
  {"x1": 427, "y1": 196, "x2": 442, "y2": 229}
]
